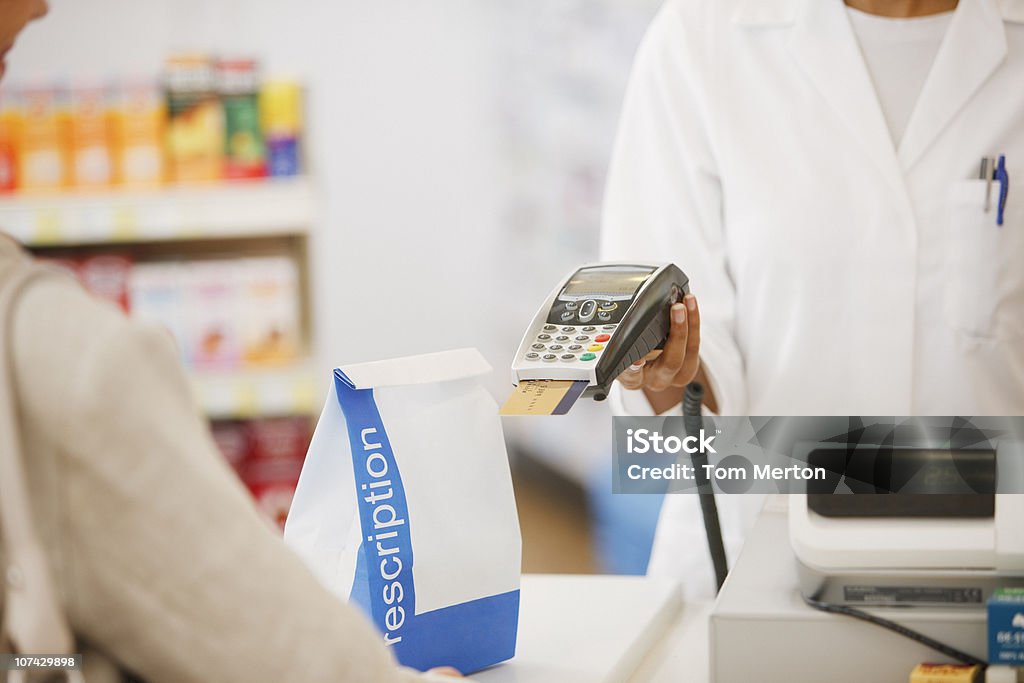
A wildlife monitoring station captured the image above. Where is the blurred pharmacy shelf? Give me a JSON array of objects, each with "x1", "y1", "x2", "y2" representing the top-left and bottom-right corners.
[
  {"x1": 0, "y1": 177, "x2": 314, "y2": 247},
  {"x1": 191, "y1": 364, "x2": 318, "y2": 420},
  {"x1": 16, "y1": 176, "x2": 321, "y2": 421}
]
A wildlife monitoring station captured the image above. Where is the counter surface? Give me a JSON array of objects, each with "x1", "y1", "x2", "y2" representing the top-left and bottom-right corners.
[{"x1": 468, "y1": 573, "x2": 709, "y2": 683}]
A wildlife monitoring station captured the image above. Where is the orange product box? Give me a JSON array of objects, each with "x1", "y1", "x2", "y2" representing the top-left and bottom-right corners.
[
  {"x1": 110, "y1": 81, "x2": 166, "y2": 187},
  {"x1": 0, "y1": 93, "x2": 20, "y2": 192},
  {"x1": 164, "y1": 55, "x2": 224, "y2": 183},
  {"x1": 18, "y1": 85, "x2": 72, "y2": 192},
  {"x1": 239, "y1": 257, "x2": 301, "y2": 367},
  {"x1": 69, "y1": 85, "x2": 115, "y2": 188}
]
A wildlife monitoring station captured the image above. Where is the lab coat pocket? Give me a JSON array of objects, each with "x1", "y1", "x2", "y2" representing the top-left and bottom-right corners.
[{"x1": 944, "y1": 180, "x2": 1024, "y2": 339}]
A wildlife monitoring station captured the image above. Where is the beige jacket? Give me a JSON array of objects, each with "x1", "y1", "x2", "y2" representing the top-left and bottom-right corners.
[{"x1": 0, "y1": 236, "x2": 439, "y2": 682}]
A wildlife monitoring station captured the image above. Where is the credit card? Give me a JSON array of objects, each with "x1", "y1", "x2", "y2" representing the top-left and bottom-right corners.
[{"x1": 499, "y1": 380, "x2": 589, "y2": 416}]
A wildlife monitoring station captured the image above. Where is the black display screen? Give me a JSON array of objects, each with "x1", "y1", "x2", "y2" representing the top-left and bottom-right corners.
[
  {"x1": 806, "y1": 447, "x2": 996, "y2": 518},
  {"x1": 547, "y1": 266, "x2": 656, "y2": 326},
  {"x1": 560, "y1": 266, "x2": 654, "y2": 299}
]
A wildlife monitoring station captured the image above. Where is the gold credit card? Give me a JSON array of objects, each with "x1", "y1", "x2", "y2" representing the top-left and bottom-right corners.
[{"x1": 499, "y1": 380, "x2": 590, "y2": 416}]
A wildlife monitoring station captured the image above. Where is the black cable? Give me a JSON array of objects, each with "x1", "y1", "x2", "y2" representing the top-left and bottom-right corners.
[
  {"x1": 678, "y1": 388, "x2": 981, "y2": 665},
  {"x1": 683, "y1": 382, "x2": 729, "y2": 593},
  {"x1": 801, "y1": 593, "x2": 987, "y2": 668},
  {"x1": 678, "y1": 387, "x2": 981, "y2": 665}
]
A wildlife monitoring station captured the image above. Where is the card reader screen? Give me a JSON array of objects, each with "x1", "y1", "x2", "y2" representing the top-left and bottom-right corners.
[{"x1": 561, "y1": 266, "x2": 654, "y2": 299}]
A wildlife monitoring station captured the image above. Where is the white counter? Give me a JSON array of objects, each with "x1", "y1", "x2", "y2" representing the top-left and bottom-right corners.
[{"x1": 469, "y1": 574, "x2": 709, "y2": 682}]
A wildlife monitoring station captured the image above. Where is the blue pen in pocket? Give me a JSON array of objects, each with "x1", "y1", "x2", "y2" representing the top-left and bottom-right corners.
[{"x1": 996, "y1": 155, "x2": 1009, "y2": 227}]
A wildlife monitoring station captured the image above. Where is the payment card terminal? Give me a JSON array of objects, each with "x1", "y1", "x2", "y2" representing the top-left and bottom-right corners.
[{"x1": 502, "y1": 263, "x2": 689, "y2": 414}]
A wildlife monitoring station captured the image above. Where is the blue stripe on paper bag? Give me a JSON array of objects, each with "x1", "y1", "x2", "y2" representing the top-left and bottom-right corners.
[{"x1": 334, "y1": 370, "x2": 518, "y2": 673}]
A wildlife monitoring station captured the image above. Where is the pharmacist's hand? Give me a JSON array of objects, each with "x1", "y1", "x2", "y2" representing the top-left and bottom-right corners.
[
  {"x1": 427, "y1": 667, "x2": 463, "y2": 678},
  {"x1": 616, "y1": 294, "x2": 701, "y2": 393}
]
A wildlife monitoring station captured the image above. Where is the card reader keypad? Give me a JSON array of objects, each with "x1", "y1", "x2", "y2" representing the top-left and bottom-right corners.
[{"x1": 525, "y1": 325, "x2": 616, "y2": 363}]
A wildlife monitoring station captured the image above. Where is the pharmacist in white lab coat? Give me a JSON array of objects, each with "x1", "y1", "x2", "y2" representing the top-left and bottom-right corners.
[{"x1": 601, "y1": 0, "x2": 1024, "y2": 599}]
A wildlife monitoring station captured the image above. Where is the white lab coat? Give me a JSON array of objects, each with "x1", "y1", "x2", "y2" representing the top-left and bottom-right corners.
[{"x1": 600, "y1": 0, "x2": 1024, "y2": 599}]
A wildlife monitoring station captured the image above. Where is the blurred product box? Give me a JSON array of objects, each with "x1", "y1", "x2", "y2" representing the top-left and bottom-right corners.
[
  {"x1": 111, "y1": 81, "x2": 166, "y2": 187},
  {"x1": 0, "y1": 60, "x2": 301, "y2": 192},
  {"x1": 128, "y1": 256, "x2": 301, "y2": 370},
  {"x1": 40, "y1": 255, "x2": 299, "y2": 368},
  {"x1": 186, "y1": 259, "x2": 242, "y2": 369},
  {"x1": 127, "y1": 260, "x2": 188, "y2": 363},
  {"x1": 210, "y1": 419, "x2": 249, "y2": 474},
  {"x1": 245, "y1": 417, "x2": 310, "y2": 529},
  {"x1": 18, "y1": 86, "x2": 71, "y2": 192},
  {"x1": 69, "y1": 85, "x2": 115, "y2": 188},
  {"x1": 164, "y1": 54, "x2": 224, "y2": 183},
  {"x1": 260, "y1": 80, "x2": 302, "y2": 177},
  {"x1": 0, "y1": 96, "x2": 19, "y2": 192},
  {"x1": 210, "y1": 416, "x2": 310, "y2": 530},
  {"x1": 239, "y1": 256, "x2": 300, "y2": 366},
  {"x1": 79, "y1": 253, "x2": 132, "y2": 312},
  {"x1": 247, "y1": 415, "x2": 310, "y2": 461},
  {"x1": 218, "y1": 59, "x2": 267, "y2": 179},
  {"x1": 41, "y1": 253, "x2": 133, "y2": 313}
]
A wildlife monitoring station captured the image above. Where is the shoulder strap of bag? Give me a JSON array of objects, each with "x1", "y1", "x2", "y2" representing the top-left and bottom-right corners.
[{"x1": 0, "y1": 259, "x2": 80, "y2": 676}]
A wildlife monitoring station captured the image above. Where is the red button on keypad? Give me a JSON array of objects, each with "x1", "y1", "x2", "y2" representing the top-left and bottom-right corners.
[{"x1": 594, "y1": 334, "x2": 611, "y2": 342}]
